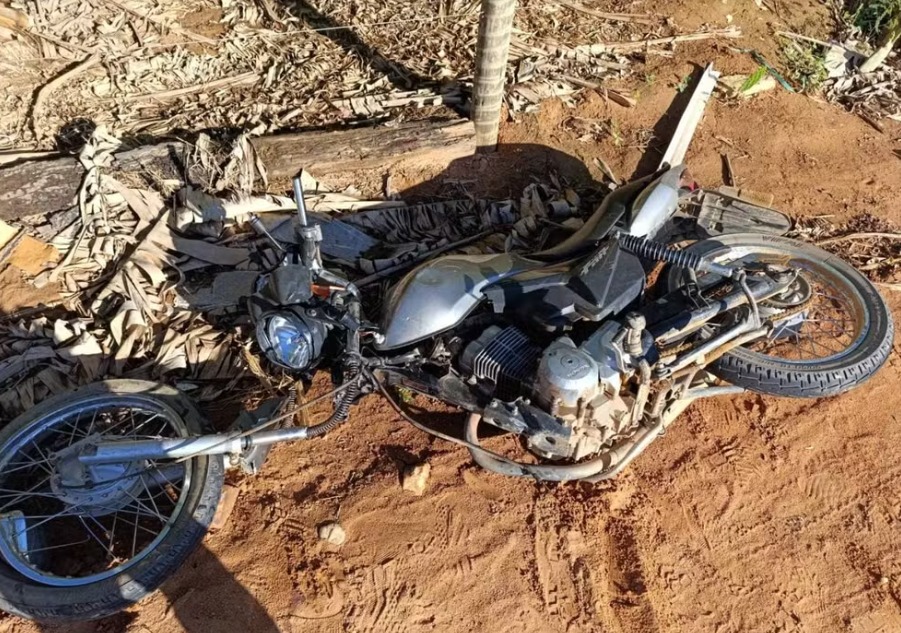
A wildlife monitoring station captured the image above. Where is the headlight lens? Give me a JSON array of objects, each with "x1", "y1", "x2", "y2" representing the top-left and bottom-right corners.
[{"x1": 260, "y1": 314, "x2": 313, "y2": 369}]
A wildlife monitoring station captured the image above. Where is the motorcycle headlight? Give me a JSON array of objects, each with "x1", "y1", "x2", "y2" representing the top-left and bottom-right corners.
[{"x1": 257, "y1": 313, "x2": 316, "y2": 370}]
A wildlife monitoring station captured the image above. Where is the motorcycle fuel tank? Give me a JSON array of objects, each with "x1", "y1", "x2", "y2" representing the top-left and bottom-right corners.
[{"x1": 377, "y1": 253, "x2": 534, "y2": 350}]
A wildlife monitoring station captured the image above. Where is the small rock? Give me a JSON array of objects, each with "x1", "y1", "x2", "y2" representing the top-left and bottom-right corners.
[
  {"x1": 401, "y1": 462, "x2": 431, "y2": 496},
  {"x1": 318, "y1": 521, "x2": 346, "y2": 546}
]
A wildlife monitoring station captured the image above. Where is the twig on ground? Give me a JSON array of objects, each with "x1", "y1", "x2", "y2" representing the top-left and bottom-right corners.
[
  {"x1": 558, "y1": 75, "x2": 636, "y2": 107},
  {"x1": 721, "y1": 153, "x2": 735, "y2": 186},
  {"x1": 856, "y1": 111, "x2": 885, "y2": 133},
  {"x1": 0, "y1": 150, "x2": 60, "y2": 166},
  {"x1": 817, "y1": 232, "x2": 901, "y2": 246},
  {"x1": 13, "y1": 26, "x2": 95, "y2": 54},
  {"x1": 593, "y1": 156, "x2": 620, "y2": 185},
  {"x1": 119, "y1": 72, "x2": 259, "y2": 102},
  {"x1": 29, "y1": 55, "x2": 101, "y2": 140},
  {"x1": 574, "y1": 27, "x2": 741, "y2": 54},
  {"x1": 775, "y1": 31, "x2": 851, "y2": 52},
  {"x1": 556, "y1": 1, "x2": 655, "y2": 25}
]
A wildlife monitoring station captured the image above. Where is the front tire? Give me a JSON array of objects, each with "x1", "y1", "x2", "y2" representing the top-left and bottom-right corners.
[
  {"x1": 666, "y1": 234, "x2": 894, "y2": 397},
  {"x1": 0, "y1": 380, "x2": 224, "y2": 621}
]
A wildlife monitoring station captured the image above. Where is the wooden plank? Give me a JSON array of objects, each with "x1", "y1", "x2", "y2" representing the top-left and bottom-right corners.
[
  {"x1": 0, "y1": 142, "x2": 183, "y2": 221},
  {"x1": 251, "y1": 119, "x2": 475, "y2": 179},
  {"x1": 0, "y1": 119, "x2": 475, "y2": 220}
]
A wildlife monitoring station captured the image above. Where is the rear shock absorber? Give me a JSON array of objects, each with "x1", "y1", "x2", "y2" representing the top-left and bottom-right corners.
[{"x1": 615, "y1": 232, "x2": 739, "y2": 279}]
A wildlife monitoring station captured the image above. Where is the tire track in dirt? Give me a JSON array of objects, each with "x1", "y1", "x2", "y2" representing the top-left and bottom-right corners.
[
  {"x1": 527, "y1": 493, "x2": 605, "y2": 632},
  {"x1": 530, "y1": 495, "x2": 584, "y2": 629},
  {"x1": 604, "y1": 516, "x2": 661, "y2": 633}
]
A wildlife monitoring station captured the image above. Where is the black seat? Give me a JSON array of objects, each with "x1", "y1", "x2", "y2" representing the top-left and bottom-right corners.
[{"x1": 526, "y1": 172, "x2": 658, "y2": 263}]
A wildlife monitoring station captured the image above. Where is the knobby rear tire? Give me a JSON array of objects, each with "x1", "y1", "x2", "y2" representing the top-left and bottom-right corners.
[
  {"x1": 0, "y1": 380, "x2": 224, "y2": 622},
  {"x1": 665, "y1": 234, "x2": 894, "y2": 398}
]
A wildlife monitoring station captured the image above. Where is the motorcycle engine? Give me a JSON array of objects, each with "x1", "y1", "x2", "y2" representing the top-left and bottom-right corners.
[{"x1": 459, "y1": 324, "x2": 633, "y2": 460}]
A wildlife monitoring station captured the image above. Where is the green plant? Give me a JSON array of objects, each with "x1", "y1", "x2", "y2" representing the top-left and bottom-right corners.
[
  {"x1": 849, "y1": 0, "x2": 901, "y2": 39},
  {"x1": 643, "y1": 72, "x2": 656, "y2": 85},
  {"x1": 780, "y1": 42, "x2": 828, "y2": 92},
  {"x1": 675, "y1": 73, "x2": 692, "y2": 93},
  {"x1": 604, "y1": 118, "x2": 624, "y2": 146},
  {"x1": 740, "y1": 66, "x2": 768, "y2": 93}
]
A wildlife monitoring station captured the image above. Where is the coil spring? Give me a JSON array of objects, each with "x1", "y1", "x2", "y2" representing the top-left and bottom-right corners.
[
  {"x1": 305, "y1": 355, "x2": 361, "y2": 438},
  {"x1": 616, "y1": 233, "x2": 705, "y2": 271}
]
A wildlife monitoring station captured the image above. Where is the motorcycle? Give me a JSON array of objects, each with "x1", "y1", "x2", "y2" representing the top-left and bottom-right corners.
[{"x1": 0, "y1": 165, "x2": 892, "y2": 620}]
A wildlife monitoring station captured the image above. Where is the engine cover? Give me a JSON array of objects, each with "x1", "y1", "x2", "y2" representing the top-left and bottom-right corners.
[
  {"x1": 534, "y1": 336, "x2": 632, "y2": 460},
  {"x1": 535, "y1": 338, "x2": 599, "y2": 415}
]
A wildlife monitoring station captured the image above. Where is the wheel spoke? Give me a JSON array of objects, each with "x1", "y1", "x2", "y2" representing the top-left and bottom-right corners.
[
  {"x1": 120, "y1": 489, "x2": 168, "y2": 523},
  {"x1": 11, "y1": 506, "x2": 77, "y2": 539},
  {"x1": 79, "y1": 517, "x2": 116, "y2": 560},
  {"x1": 0, "y1": 475, "x2": 53, "y2": 512},
  {"x1": 0, "y1": 401, "x2": 189, "y2": 585}
]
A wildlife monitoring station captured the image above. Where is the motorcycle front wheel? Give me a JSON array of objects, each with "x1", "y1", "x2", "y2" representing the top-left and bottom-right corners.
[
  {"x1": 0, "y1": 380, "x2": 223, "y2": 621},
  {"x1": 665, "y1": 233, "x2": 894, "y2": 397}
]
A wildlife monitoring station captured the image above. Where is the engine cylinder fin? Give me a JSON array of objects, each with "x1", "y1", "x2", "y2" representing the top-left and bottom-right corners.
[{"x1": 461, "y1": 325, "x2": 541, "y2": 401}]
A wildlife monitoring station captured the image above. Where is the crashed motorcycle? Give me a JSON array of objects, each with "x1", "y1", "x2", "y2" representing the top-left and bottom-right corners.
[{"x1": 0, "y1": 166, "x2": 892, "y2": 620}]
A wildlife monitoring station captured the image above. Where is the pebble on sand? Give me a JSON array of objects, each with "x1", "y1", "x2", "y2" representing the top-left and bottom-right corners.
[
  {"x1": 317, "y1": 521, "x2": 346, "y2": 546},
  {"x1": 401, "y1": 462, "x2": 431, "y2": 496}
]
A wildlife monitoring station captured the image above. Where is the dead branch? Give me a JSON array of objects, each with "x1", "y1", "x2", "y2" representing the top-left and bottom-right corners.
[
  {"x1": 558, "y1": 75, "x2": 636, "y2": 107},
  {"x1": 119, "y1": 72, "x2": 260, "y2": 102},
  {"x1": 555, "y1": 1, "x2": 655, "y2": 25},
  {"x1": 30, "y1": 55, "x2": 100, "y2": 140},
  {"x1": 817, "y1": 232, "x2": 901, "y2": 246},
  {"x1": 573, "y1": 27, "x2": 742, "y2": 54}
]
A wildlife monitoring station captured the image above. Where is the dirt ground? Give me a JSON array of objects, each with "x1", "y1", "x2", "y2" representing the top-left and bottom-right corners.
[{"x1": 3, "y1": 0, "x2": 901, "y2": 632}]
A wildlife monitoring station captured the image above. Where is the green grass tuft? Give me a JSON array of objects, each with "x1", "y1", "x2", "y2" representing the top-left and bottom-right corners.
[
  {"x1": 780, "y1": 42, "x2": 828, "y2": 92},
  {"x1": 740, "y1": 66, "x2": 768, "y2": 93},
  {"x1": 848, "y1": 0, "x2": 901, "y2": 40}
]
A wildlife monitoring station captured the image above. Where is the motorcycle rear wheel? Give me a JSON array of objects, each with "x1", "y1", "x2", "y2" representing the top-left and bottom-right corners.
[
  {"x1": 665, "y1": 233, "x2": 893, "y2": 397},
  {"x1": 0, "y1": 380, "x2": 223, "y2": 621}
]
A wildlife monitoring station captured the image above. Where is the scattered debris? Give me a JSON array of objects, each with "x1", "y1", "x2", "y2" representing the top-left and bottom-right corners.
[
  {"x1": 0, "y1": 0, "x2": 753, "y2": 145},
  {"x1": 718, "y1": 72, "x2": 777, "y2": 99},
  {"x1": 210, "y1": 484, "x2": 242, "y2": 531},
  {"x1": 317, "y1": 521, "x2": 347, "y2": 546},
  {"x1": 721, "y1": 153, "x2": 736, "y2": 186},
  {"x1": 792, "y1": 213, "x2": 901, "y2": 282},
  {"x1": 772, "y1": 29, "x2": 900, "y2": 123},
  {"x1": 593, "y1": 156, "x2": 621, "y2": 186},
  {"x1": 401, "y1": 462, "x2": 432, "y2": 496},
  {"x1": 828, "y1": 67, "x2": 901, "y2": 123}
]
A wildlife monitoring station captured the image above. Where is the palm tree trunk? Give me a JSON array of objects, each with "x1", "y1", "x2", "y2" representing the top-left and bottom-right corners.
[{"x1": 472, "y1": 0, "x2": 516, "y2": 152}]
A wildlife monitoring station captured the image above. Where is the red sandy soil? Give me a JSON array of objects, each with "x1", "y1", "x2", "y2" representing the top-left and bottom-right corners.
[{"x1": 4, "y1": 3, "x2": 901, "y2": 633}]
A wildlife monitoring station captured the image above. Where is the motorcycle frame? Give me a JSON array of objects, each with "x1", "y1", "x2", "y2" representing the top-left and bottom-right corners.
[
  {"x1": 67, "y1": 158, "x2": 795, "y2": 475},
  {"x1": 70, "y1": 272, "x2": 782, "y2": 470}
]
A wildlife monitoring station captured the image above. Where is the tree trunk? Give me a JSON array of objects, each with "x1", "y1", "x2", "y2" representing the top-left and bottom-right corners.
[
  {"x1": 0, "y1": 119, "x2": 474, "y2": 221},
  {"x1": 472, "y1": 0, "x2": 516, "y2": 152}
]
